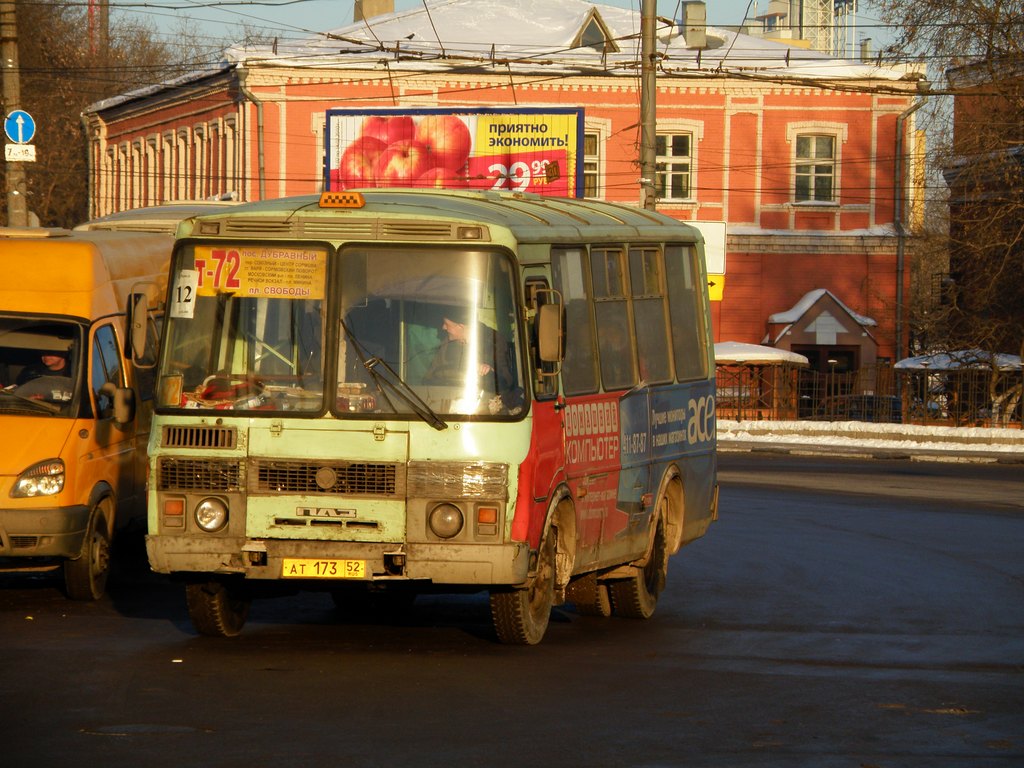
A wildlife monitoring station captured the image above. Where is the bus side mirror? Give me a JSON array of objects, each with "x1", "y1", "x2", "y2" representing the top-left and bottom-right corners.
[
  {"x1": 129, "y1": 293, "x2": 150, "y2": 363},
  {"x1": 114, "y1": 387, "x2": 136, "y2": 426},
  {"x1": 537, "y1": 303, "x2": 563, "y2": 363}
]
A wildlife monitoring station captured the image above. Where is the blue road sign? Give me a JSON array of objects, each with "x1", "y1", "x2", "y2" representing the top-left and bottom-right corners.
[{"x1": 5, "y1": 110, "x2": 36, "y2": 144}]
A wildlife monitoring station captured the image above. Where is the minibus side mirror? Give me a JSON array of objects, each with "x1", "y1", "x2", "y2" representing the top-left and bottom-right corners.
[
  {"x1": 114, "y1": 387, "x2": 136, "y2": 426},
  {"x1": 537, "y1": 303, "x2": 564, "y2": 363}
]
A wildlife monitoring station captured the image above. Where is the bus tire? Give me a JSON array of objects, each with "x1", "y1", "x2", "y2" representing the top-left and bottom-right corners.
[
  {"x1": 489, "y1": 529, "x2": 555, "y2": 645},
  {"x1": 566, "y1": 572, "x2": 612, "y2": 617},
  {"x1": 610, "y1": 514, "x2": 668, "y2": 620},
  {"x1": 186, "y1": 580, "x2": 251, "y2": 637},
  {"x1": 63, "y1": 499, "x2": 112, "y2": 601}
]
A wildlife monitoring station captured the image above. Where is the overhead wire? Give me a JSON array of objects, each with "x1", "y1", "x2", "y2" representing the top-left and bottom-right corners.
[{"x1": 21, "y1": 0, "x2": 1011, "y2": 194}]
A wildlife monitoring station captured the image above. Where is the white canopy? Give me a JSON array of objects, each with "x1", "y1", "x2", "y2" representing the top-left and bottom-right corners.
[{"x1": 714, "y1": 342, "x2": 809, "y2": 366}]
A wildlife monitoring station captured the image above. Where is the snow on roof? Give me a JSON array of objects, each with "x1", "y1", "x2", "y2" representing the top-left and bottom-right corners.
[
  {"x1": 768, "y1": 288, "x2": 877, "y2": 327},
  {"x1": 895, "y1": 349, "x2": 1023, "y2": 371},
  {"x1": 715, "y1": 341, "x2": 809, "y2": 366},
  {"x1": 225, "y1": 0, "x2": 915, "y2": 83}
]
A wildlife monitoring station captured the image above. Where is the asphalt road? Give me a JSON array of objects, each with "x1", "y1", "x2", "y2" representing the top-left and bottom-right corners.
[{"x1": 1, "y1": 453, "x2": 1022, "y2": 767}]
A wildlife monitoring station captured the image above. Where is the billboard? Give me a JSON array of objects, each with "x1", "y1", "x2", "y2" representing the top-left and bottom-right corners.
[{"x1": 325, "y1": 107, "x2": 585, "y2": 197}]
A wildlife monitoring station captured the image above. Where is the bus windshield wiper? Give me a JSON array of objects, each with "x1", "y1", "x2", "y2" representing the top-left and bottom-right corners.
[{"x1": 340, "y1": 320, "x2": 448, "y2": 431}]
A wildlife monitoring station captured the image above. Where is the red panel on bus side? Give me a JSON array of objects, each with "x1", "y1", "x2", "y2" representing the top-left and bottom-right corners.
[{"x1": 511, "y1": 399, "x2": 564, "y2": 547}]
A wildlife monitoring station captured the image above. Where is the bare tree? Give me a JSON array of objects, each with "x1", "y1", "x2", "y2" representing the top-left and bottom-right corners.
[
  {"x1": 878, "y1": 0, "x2": 1023, "y2": 423},
  {"x1": 1, "y1": 2, "x2": 226, "y2": 227}
]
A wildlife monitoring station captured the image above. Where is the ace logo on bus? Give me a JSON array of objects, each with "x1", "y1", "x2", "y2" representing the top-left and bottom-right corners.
[{"x1": 621, "y1": 390, "x2": 716, "y2": 460}]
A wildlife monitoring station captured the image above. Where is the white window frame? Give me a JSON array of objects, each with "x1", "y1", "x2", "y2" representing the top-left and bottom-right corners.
[
  {"x1": 787, "y1": 122, "x2": 848, "y2": 205},
  {"x1": 653, "y1": 119, "x2": 703, "y2": 204},
  {"x1": 582, "y1": 117, "x2": 609, "y2": 199}
]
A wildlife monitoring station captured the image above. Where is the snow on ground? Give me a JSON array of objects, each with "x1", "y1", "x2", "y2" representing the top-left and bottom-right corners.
[{"x1": 718, "y1": 419, "x2": 1024, "y2": 458}]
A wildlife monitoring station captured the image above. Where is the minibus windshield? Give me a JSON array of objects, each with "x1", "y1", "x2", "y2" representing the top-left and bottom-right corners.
[{"x1": 0, "y1": 318, "x2": 81, "y2": 417}]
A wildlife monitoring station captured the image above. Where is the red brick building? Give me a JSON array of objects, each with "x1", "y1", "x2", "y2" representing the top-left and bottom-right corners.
[{"x1": 81, "y1": 0, "x2": 925, "y2": 367}]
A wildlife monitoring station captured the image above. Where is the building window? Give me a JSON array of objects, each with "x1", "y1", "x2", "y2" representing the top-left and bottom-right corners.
[
  {"x1": 583, "y1": 132, "x2": 600, "y2": 198},
  {"x1": 176, "y1": 131, "x2": 190, "y2": 201},
  {"x1": 656, "y1": 133, "x2": 692, "y2": 200},
  {"x1": 795, "y1": 134, "x2": 836, "y2": 202},
  {"x1": 224, "y1": 118, "x2": 237, "y2": 198},
  {"x1": 162, "y1": 134, "x2": 174, "y2": 202}
]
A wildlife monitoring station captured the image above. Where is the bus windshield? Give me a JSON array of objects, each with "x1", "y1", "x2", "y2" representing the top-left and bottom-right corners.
[
  {"x1": 159, "y1": 243, "x2": 524, "y2": 419},
  {"x1": 339, "y1": 246, "x2": 524, "y2": 419}
]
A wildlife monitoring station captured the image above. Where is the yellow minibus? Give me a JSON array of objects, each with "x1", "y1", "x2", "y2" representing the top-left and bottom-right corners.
[{"x1": 0, "y1": 226, "x2": 171, "y2": 598}]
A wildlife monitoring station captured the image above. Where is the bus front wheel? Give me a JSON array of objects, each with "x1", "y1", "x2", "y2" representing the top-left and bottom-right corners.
[
  {"x1": 610, "y1": 514, "x2": 668, "y2": 620},
  {"x1": 185, "y1": 580, "x2": 251, "y2": 637},
  {"x1": 490, "y1": 531, "x2": 555, "y2": 645}
]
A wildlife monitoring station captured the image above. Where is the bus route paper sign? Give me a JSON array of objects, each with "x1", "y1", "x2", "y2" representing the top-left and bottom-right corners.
[
  {"x1": 191, "y1": 246, "x2": 327, "y2": 300},
  {"x1": 325, "y1": 107, "x2": 584, "y2": 197}
]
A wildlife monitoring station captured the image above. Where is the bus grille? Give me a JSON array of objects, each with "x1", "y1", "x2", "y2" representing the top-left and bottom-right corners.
[
  {"x1": 162, "y1": 425, "x2": 237, "y2": 449},
  {"x1": 380, "y1": 222, "x2": 457, "y2": 239},
  {"x1": 253, "y1": 460, "x2": 402, "y2": 497},
  {"x1": 217, "y1": 217, "x2": 459, "y2": 241},
  {"x1": 158, "y1": 458, "x2": 243, "y2": 491}
]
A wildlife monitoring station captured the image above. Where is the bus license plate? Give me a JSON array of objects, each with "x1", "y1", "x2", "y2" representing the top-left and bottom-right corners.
[{"x1": 281, "y1": 558, "x2": 366, "y2": 579}]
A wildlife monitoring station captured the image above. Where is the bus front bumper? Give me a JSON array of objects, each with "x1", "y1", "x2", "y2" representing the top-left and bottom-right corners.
[
  {"x1": 145, "y1": 535, "x2": 531, "y2": 586},
  {"x1": 0, "y1": 505, "x2": 90, "y2": 559}
]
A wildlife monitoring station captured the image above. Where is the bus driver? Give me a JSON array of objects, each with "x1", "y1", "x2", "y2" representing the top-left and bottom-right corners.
[{"x1": 425, "y1": 307, "x2": 522, "y2": 414}]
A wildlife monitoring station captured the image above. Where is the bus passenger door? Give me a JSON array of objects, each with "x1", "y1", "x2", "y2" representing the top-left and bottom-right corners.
[{"x1": 522, "y1": 275, "x2": 564, "y2": 522}]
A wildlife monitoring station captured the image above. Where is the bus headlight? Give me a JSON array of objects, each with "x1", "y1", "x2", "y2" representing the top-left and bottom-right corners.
[
  {"x1": 11, "y1": 459, "x2": 65, "y2": 497},
  {"x1": 194, "y1": 497, "x2": 229, "y2": 532},
  {"x1": 428, "y1": 503, "x2": 464, "y2": 539}
]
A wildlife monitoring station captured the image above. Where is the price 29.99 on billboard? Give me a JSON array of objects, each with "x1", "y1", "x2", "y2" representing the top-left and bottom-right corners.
[{"x1": 325, "y1": 107, "x2": 584, "y2": 197}]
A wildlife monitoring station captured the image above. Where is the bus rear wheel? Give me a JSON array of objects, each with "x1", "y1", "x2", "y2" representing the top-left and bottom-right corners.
[
  {"x1": 566, "y1": 572, "x2": 612, "y2": 617},
  {"x1": 186, "y1": 579, "x2": 251, "y2": 637},
  {"x1": 64, "y1": 499, "x2": 112, "y2": 601},
  {"x1": 490, "y1": 530, "x2": 555, "y2": 645},
  {"x1": 610, "y1": 515, "x2": 668, "y2": 620}
]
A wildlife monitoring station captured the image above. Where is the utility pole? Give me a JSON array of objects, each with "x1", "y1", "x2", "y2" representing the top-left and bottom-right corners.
[
  {"x1": 639, "y1": 0, "x2": 657, "y2": 211},
  {"x1": 1, "y1": 0, "x2": 28, "y2": 226}
]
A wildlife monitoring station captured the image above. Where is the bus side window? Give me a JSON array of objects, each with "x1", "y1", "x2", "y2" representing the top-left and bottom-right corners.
[
  {"x1": 629, "y1": 247, "x2": 672, "y2": 384},
  {"x1": 92, "y1": 324, "x2": 125, "y2": 419},
  {"x1": 665, "y1": 245, "x2": 710, "y2": 381},
  {"x1": 552, "y1": 247, "x2": 598, "y2": 395},
  {"x1": 591, "y1": 247, "x2": 637, "y2": 391}
]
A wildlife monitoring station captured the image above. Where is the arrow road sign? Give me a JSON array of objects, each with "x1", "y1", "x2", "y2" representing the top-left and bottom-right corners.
[{"x1": 4, "y1": 110, "x2": 36, "y2": 144}]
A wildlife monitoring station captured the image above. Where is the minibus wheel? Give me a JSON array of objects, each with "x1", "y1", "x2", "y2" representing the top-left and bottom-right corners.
[
  {"x1": 489, "y1": 530, "x2": 555, "y2": 645},
  {"x1": 610, "y1": 514, "x2": 668, "y2": 620},
  {"x1": 64, "y1": 499, "x2": 112, "y2": 601},
  {"x1": 185, "y1": 579, "x2": 251, "y2": 637}
]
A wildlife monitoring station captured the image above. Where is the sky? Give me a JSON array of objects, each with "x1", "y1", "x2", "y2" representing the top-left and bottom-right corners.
[{"x1": 118, "y1": 0, "x2": 892, "y2": 56}]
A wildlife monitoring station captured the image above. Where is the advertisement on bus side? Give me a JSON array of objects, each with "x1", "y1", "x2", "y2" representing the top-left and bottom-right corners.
[{"x1": 324, "y1": 107, "x2": 585, "y2": 197}]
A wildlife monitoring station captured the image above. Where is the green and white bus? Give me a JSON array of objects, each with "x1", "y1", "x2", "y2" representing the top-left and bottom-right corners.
[{"x1": 147, "y1": 189, "x2": 718, "y2": 644}]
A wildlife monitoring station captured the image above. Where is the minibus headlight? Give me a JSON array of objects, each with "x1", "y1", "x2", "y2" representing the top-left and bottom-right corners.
[
  {"x1": 11, "y1": 459, "x2": 65, "y2": 497},
  {"x1": 195, "y1": 497, "x2": 229, "y2": 532},
  {"x1": 428, "y1": 503, "x2": 464, "y2": 539}
]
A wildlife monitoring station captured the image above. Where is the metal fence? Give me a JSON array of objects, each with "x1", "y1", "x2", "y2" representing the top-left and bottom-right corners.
[{"x1": 716, "y1": 363, "x2": 1023, "y2": 428}]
